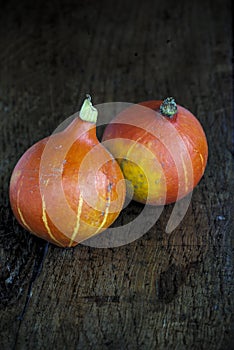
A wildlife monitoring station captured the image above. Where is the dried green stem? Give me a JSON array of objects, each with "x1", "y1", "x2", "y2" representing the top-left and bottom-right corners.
[{"x1": 160, "y1": 97, "x2": 177, "y2": 118}]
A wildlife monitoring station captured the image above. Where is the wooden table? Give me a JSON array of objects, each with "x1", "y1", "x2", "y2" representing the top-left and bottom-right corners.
[{"x1": 0, "y1": 0, "x2": 233, "y2": 349}]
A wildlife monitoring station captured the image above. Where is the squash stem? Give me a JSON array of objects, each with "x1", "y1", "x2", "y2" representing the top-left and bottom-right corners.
[
  {"x1": 160, "y1": 97, "x2": 177, "y2": 118},
  {"x1": 80, "y1": 94, "x2": 98, "y2": 123}
]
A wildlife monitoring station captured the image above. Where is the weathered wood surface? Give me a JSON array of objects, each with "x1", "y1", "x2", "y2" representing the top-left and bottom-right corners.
[{"x1": 0, "y1": 0, "x2": 233, "y2": 349}]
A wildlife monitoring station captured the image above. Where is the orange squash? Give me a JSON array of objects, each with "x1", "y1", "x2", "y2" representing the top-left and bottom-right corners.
[
  {"x1": 102, "y1": 97, "x2": 208, "y2": 205},
  {"x1": 9, "y1": 96, "x2": 126, "y2": 247}
]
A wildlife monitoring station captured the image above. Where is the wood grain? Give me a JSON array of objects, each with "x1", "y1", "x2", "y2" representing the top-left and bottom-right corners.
[{"x1": 0, "y1": 0, "x2": 233, "y2": 349}]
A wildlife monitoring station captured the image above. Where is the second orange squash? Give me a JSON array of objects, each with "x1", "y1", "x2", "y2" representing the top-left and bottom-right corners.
[{"x1": 102, "y1": 97, "x2": 208, "y2": 205}]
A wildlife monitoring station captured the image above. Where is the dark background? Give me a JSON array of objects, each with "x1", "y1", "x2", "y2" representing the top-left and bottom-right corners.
[{"x1": 0, "y1": 0, "x2": 233, "y2": 349}]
